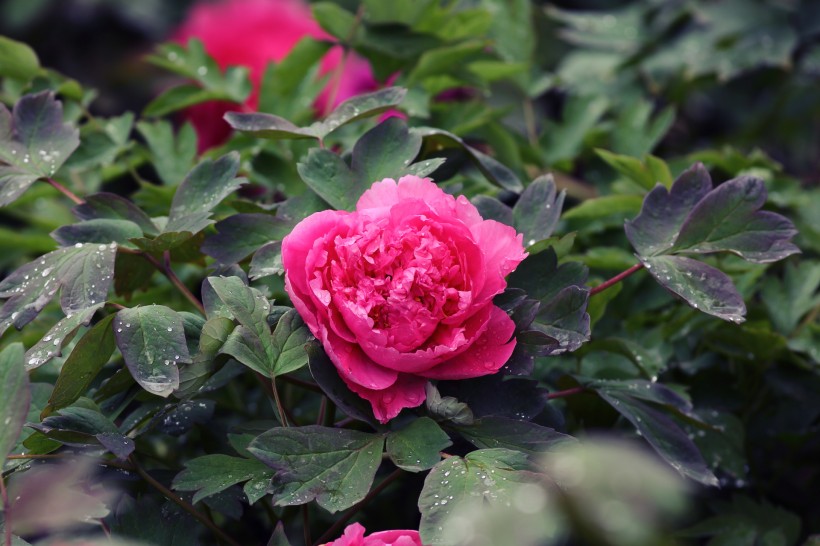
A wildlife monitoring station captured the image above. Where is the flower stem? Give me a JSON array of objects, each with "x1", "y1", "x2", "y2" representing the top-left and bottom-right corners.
[
  {"x1": 589, "y1": 263, "x2": 645, "y2": 296},
  {"x1": 129, "y1": 455, "x2": 242, "y2": 546},
  {"x1": 271, "y1": 377, "x2": 289, "y2": 428},
  {"x1": 313, "y1": 469, "x2": 403, "y2": 546},
  {"x1": 547, "y1": 387, "x2": 586, "y2": 399},
  {"x1": 135, "y1": 251, "x2": 206, "y2": 315},
  {"x1": 46, "y1": 177, "x2": 83, "y2": 205}
]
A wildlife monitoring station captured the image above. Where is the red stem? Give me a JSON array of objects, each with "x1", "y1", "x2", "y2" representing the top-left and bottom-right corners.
[
  {"x1": 46, "y1": 178, "x2": 83, "y2": 205},
  {"x1": 548, "y1": 387, "x2": 586, "y2": 399},
  {"x1": 589, "y1": 263, "x2": 644, "y2": 296}
]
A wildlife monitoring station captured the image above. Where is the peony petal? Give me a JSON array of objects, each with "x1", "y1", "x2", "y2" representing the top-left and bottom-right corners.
[
  {"x1": 321, "y1": 327, "x2": 397, "y2": 390},
  {"x1": 344, "y1": 373, "x2": 428, "y2": 424},
  {"x1": 469, "y1": 219, "x2": 527, "y2": 305},
  {"x1": 365, "y1": 530, "x2": 423, "y2": 546},
  {"x1": 421, "y1": 305, "x2": 516, "y2": 380}
]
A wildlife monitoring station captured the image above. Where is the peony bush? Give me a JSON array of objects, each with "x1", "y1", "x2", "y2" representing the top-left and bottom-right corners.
[{"x1": 0, "y1": 1, "x2": 817, "y2": 546}]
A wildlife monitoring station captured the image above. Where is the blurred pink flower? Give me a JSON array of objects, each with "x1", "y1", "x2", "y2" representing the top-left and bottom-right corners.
[
  {"x1": 172, "y1": 0, "x2": 377, "y2": 150},
  {"x1": 282, "y1": 176, "x2": 526, "y2": 422},
  {"x1": 322, "y1": 522, "x2": 423, "y2": 546}
]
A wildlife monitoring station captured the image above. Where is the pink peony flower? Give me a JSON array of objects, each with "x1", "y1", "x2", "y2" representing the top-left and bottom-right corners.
[
  {"x1": 172, "y1": 0, "x2": 377, "y2": 150},
  {"x1": 322, "y1": 523, "x2": 423, "y2": 546},
  {"x1": 282, "y1": 176, "x2": 527, "y2": 423}
]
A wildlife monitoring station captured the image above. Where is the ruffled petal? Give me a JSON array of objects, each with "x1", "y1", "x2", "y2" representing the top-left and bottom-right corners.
[
  {"x1": 469, "y1": 220, "x2": 527, "y2": 305},
  {"x1": 421, "y1": 305, "x2": 516, "y2": 380},
  {"x1": 344, "y1": 373, "x2": 428, "y2": 424},
  {"x1": 321, "y1": 326, "x2": 397, "y2": 390}
]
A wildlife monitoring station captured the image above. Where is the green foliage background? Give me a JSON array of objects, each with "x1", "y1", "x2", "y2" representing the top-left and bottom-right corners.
[{"x1": 0, "y1": 0, "x2": 818, "y2": 545}]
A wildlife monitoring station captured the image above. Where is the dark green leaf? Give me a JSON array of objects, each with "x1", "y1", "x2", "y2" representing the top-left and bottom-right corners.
[
  {"x1": 311, "y1": 2, "x2": 357, "y2": 41},
  {"x1": 472, "y1": 196, "x2": 513, "y2": 226},
  {"x1": 249, "y1": 241, "x2": 283, "y2": 280},
  {"x1": 202, "y1": 213, "x2": 292, "y2": 265},
  {"x1": 425, "y1": 382, "x2": 474, "y2": 426},
  {"x1": 318, "y1": 87, "x2": 407, "y2": 139},
  {"x1": 308, "y1": 343, "x2": 379, "y2": 426},
  {"x1": 386, "y1": 417, "x2": 452, "y2": 472},
  {"x1": 508, "y1": 248, "x2": 588, "y2": 303},
  {"x1": 438, "y1": 375, "x2": 547, "y2": 420},
  {"x1": 51, "y1": 219, "x2": 143, "y2": 248},
  {"x1": 270, "y1": 309, "x2": 311, "y2": 376},
  {"x1": 223, "y1": 112, "x2": 320, "y2": 141},
  {"x1": 351, "y1": 117, "x2": 422, "y2": 187},
  {"x1": 0, "y1": 242, "x2": 116, "y2": 336},
  {"x1": 24, "y1": 303, "x2": 101, "y2": 370},
  {"x1": 164, "y1": 152, "x2": 246, "y2": 234},
  {"x1": 596, "y1": 389, "x2": 718, "y2": 486},
  {"x1": 418, "y1": 449, "x2": 534, "y2": 544},
  {"x1": 173, "y1": 454, "x2": 274, "y2": 504},
  {"x1": 267, "y1": 522, "x2": 293, "y2": 546},
  {"x1": 129, "y1": 231, "x2": 196, "y2": 253},
  {"x1": 44, "y1": 314, "x2": 116, "y2": 416},
  {"x1": 296, "y1": 147, "x2": 358, "y2": 210},
  {"x1": 761, "y1": 260, "x2": 820, "y2": 334},
  {"x1": 248, "y1": 425, "x2": 385, "y2": 513},
  {"x1": 113, "y1": 305, "x2": 191, "y2": 397},
  {"x1": 0, "y1": 91, "x2": 79, "y2": 205},
  {"x1": 0, "y1": 343, "x2": 30, "y2": 464},
  {"x1": 642, "y1": 255, "x2": 746, "y2": 323},
  {"x1": 456, "y1": 417, "x2": 574, "y2": 456},
  {"x1": 74, "y1": 192, "x2": 159, "y2": 236},
  {"x1": 513, "y1": 175, "x2": 565, "y2": 244},
  {"x1": 415, "y1": 127, "x2": 523, "y2": 192}
]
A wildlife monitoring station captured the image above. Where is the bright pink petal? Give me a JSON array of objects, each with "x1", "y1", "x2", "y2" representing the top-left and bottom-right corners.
[
  {"x1": 469, "y1": 220, "x2": 527, "y2": 305},
  {"x1": 344, "y1": 373, "x2": 428, "y2": 424},
  {"x1": 421, "y1": 305, "x2": 516, "y2": 380},
  {"x1": 323, "y1": 522, "x2": 366, "y2": 545},
  {"x1": 365, "y1": 530, "x2": 423, "y2": 546},
  {"x1": 321, "y1": 326, "x2": 397, "y2": 390}
]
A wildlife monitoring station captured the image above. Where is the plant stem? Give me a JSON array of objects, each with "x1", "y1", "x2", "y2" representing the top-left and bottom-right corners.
[
  {"x1": 589, "y1": 263, "x2": 645, "y2": 296},
  {"x1": 302, "y1": 505, "x2": 312, "y2": 546},
  {"x1": 46, "y1": 178, "x2": 83, "y2": 205},
  {"x1": 279, "y1": 375, "x2": 324, "y2": 393},
  {"x1": 523, "y1": 98, "x2": 538, "y2": 146},
  {"x1": 313, "y1": 469, "x2": 403, "y2": 546},
  {"x1": 137, "y1": 251, "x2": 206, "y2": 315},
  {"x1": 1, "y1": 474, "x2": 11, "y2": 546},
  {"x1": 271, "y1": 377, "x2": 289, "y2": 428},
  {"x1": 129, "y1": 456, "x2": 242, "y2": 546},
  {"x1": 548, "y1": 387, "x2": 586, "y2": 399}
]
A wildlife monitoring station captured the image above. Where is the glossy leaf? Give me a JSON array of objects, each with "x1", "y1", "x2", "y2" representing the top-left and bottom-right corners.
[
  {"x1": 0, "y1": 92, "x2": 79, "y2": 206},
  {"x1": 513, "y1": 175, "x2": 565, "y2": 245},
  {"x1": 418, "y1": 449, "x2": 535, "y2": 544},
  {"x1": 24, "y1": 303, "x2": 102, "y2": 370},
  {"x1": 0, "y1": 242, "x2": 116, "y2": 336},
  {"x1": 51, "y1": 219, "x2": 143, "y2": 248},
  {"x1": 73, "y1": 192, "x2": 159, "y2": 236},
  {"x1": 0, "y1": 343, "x2": 30, "y2": 465},
  {"x1": 596, "y1": 389, "x2": 718, "y2": 486},
  {"x1": 386, "y1": 417, "x2": 452, "y2": 472},
  {"x1": 248, "y1": 425, "x2": 385, "y2": 513},
  {"x1": 173, "y1": 454, "x2": 274, "y2": 504},
  {"x1": 113, "y1": 305, "x2": 191, "y2": 397},
  {"x1": 202, "y1": 213, "x2": 292, "y2": 265},
  {"x1": 456, "y1": 417, "x2": 574, "y2": 456},
  {"x1": 44, "y1": 314, "x2": 116, "y2": 416},
  {"x1": 249, "y1": 241, "x2": 283, "y2": 280}
]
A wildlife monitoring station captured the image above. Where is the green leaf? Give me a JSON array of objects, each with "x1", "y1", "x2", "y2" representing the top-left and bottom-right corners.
[
  {"x1": 582, "y1": 337, "x2": 664, "y2": 379},
  {"x1": 164, "y1": 152, "x2": 246, "y2": 234},
  {"x1": 0, "y1": 343, "x2": 30, "y2": 465},
  {"x1": 296, "y1": 147, "x2": 358, "y2": 210},
  {"x1": 352, "y1": 117, "x2": 423, "y2": 187},
  {"x1": 202, "y1": 213, "x2": 292, "y2": 265},
  {"x1": 0, "y1": 91, "x2": 80, "y2": 206},
  {"x1": 223, "y1": 112, "x2": 320, "y2": 141},
  {"x1": 456, "y1": 417, "x2": 574, "y2": 456},
  {"x1": 407, "y1": 40, "x2": 486, "y2": 84},
  {"x1": 270, "y1": 309, "x2": 311, "y2": 376},
  {"x1": 173, "y1": 454, "x2": 274, "y2": 504},
  {"x1": 386, "y1": 417, "x2": 452, "y2": 472},
  {"x1": 596, "y1": 388, "x2": 718, "y2": 486},
  {"x1": 513, "y1": 174, "x2": 565, "y2": 245},
  {"x1": 74, "y1": 192, "x2": 159, "y2": 236},
  {"x1": 258, "y1": 37, "x2": 332, "y2": 118},
  {"x1": 23, "y1": 303, "x2": 102, "y2": 370},
  {"x1": 267, "y1": 523, "x2": 294, "y2": 546},
  {"x1": 418, "y1": 449, "x2": 534, "y2": 544},
  {"x1": 414, "y1": 127, "x2": 523, "y2": 192},
  {"x1": 136, "y1": 120, "x2": 197, "y2": 186},
  {"x1": 540, "y1": 95, "x2": 608, "y2": 165},
  {"x1": 596, "y1": 149, "x2": 673, "y2": 191},
  {"x1": 0, "y1": 35, "x2": 40, "y2": 80},
  {"x1": 113, "y1": 305, "x2": 191, "y2": 397},
  {"x1": 248, "y1": 425, "x2": 385, "y2": 513},
  {"x1": 51, "y1": 219, "x2": 143, "y2": 248},
  {"x1": 425, "y1": 382, "x2": 474, "y2": 425},
  {"x1": 43, "y1": 314, "x2": 116, "y2": 416},
  {"x1": 642, "y1": 255, "x2": 746, "y2": 323},
  {"x1": 0, "y1": 242, "x2": 117, "y2": 336},
  {"x1": 562, "y1": 194, "x2": 644, "y2": 234},
  {"x1": 611, "y1": 99, "x2": 675, "y2": 157},
  {"x1": 311, "y1": 2, "x2": 357, "y2": 41},
  {"x1": 143, "y1": 85, "x2": 230, "y2": 118},
  {"x1": 761, "y1": 260, "x2": 820, "y2": 334},
  {"x1": 249, "y1": 242, "x2": 283, "y2": 280}
]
